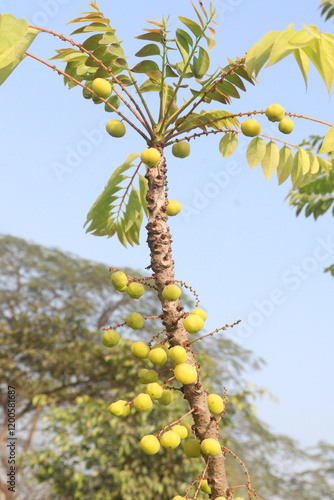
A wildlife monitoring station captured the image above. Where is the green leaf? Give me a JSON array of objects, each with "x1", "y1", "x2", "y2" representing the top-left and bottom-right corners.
[
  {"x1": 246, "y1": 137, "x2": 267, "y2": 169},
  {"x1": 246, "y1": 30, "x2": 280, "y2": 76},
  {"x1": 291, "y1": 148, "x2": 305, "y2": 188},
  {"x1": 139, "y1": 176, "x2": 149, "y2": 216},
  {"x1": 191, "y1": 46, "x2": 210, "y2": 79},
  {"x1": 261, "y1": 141, "x2": 280, "y2": 179},
  {"x1": 319, "y1": 126, "x2": 334, "y2": 153},
  {"x1": 135, "y1": 32, "x2": 164, "y2": 43},
  {"x1": 0, "y1": 14, "x2": 39, "y2": 85},
  {"x1": 135, "y1": 43, "x2": 160, "y2": 57},
  {"x1": 175, "y1": 29, "x2": 191, "y2": 64},
  {"x1": 309, "y1": 152, "x2": 320, "y2": 174},
  {"x1": 178, "y1": 16, "x2": 203, "y2": 37},
  {"x1": 267, "y1": 28, "x2": 295, "y2": 66},
  {"x1": 219, "y1": 133, "x2": 238, "y2": 158},
  {"x1": 293, "y1": 48, "x2": 310, "y2": 87},
  {"x1": 277, "y1": 146, "x2": 293, "y2": 184},
  {"x1": 131, "y1": 60, "x2": 160, "y2": 73},
  {"x1": 104, "y1": 95, "x2": 121, "y2": 112},
  {"x1": 299, "y1": 147, "x2": 311, "y2": 175}
]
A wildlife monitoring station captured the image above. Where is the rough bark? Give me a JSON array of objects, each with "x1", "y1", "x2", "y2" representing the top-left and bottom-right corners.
[{"x1": 145, "y1": 147, "x2": 229, "y2": 498}]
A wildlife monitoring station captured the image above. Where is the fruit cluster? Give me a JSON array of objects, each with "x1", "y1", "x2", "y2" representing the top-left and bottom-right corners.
[{"x1": 240, "y1": 103, "x2": 295, "y2": 137}]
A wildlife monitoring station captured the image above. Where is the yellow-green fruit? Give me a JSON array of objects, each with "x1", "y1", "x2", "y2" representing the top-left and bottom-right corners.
[
  {"x1": 148, "y1": 347, "x2": 167, "y2": 365},
  {"x1": 140, "y1": 434, "x2": 160, "y2": 455},
  {"x1": 111, "y1": 271, "x2": 128, "y2": 290},
  {"x1": 102, "y1": 330, "x2": 120, "y2": 348},
  {"x1": 109, "y1": 400, "x2": 130, "y2": 417},
  {"x1": 200, "y1": 438, "x2": 221, "y2": 457},
  {"x1": 106, "y1": 119, "x2": 126, "y2": 138},
  {"x1": 127, "y1": 282, "x2": 145, "y2": 299},
  {"x1": 183, "y1": 315, "x2": 205, "y2": 334},
  {"x1": 166, "y1": 200, "x2": 182, "y2": 216},
  {"x1": 172, "y1": 141, "x2": 190, "y2": 158},
  {"x1": 152, "y1": 343, "x2": 169, "y2": 354},
  {"x1": 160, "y1": 430, "x2": 181, "y2": 449},
  {"x1": 133, "y1": 393, "x2": 153, "y2": 412},
  {"x1": 200, "y1": 480, "x2": 211, "y2": 494},
  {"x1": 162, "y1": 284, "x2": 182, "y2": 301},
  {"x1": 141, "y1": 148, "x2": 161, "y2": 167},
  {"x1": 158, "y1": 390, "x2": 174, "y2": 406},
  {"x1": 138, "y1": 369, "x2": 159, "y2": 384},
  {"x1": 126, "y1": 312, "x2": 144, "y2": 330},
  {"x1": 131, "y1": 341, "x2": 150, "y2": 360},
  {"x1": 183, "y1": 439, "x2": 201, "y2": 457},
  {"x1": 214, "y1": 498, "x2": 227, "y2": 500},
  {"x1": 171, "y1": 424, "x2": 188, "y2": 440},
  {"x1": 174, "y1": 363, "x2": 197, "y2": 384},
  {"x1": 146, "y1": 382, "x2": 163, "y2": 399},
  {"x1": 180, "y1": 422, "x2": 192, "y2": 438},
  {"x1": 169, "y1": 345, "x2": 187, "y2": 364},
  {"x1": 172, "y1": 497, "x2": 186, "y2": 500},
  {"x1": 278, "y1": 117, "x2": 295, "y2": 134},
  {"x1": 207, "y1": 393, "x2": 225, "y2": 415},
  {"x1": 241, "y1": 118, "x2": 262, "y2": 137},
  {"x1": 265, "y1": 103, "x2": 285, "y2": 122},
  {"x1": 92, "y1": 77, "x2": 112, "y2": 99},
  {"x1": 190, "y1": 308, "x2": 208, "y2": 321}
]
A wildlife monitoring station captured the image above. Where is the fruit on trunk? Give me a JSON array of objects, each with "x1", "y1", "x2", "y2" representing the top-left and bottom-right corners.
[
  {"x1": 278, "y1": 117, "x2": 295, "y2": 134},
  {"x1": 190, "y1": 308, "x2": 208, "y2": 321},
  {"x1": 131, "y1": 341, "x2": 150, "y2": 359},
  {"x1": 141, "y1": 148, "x2": 161, "y2": 167},
  {"x1": 126, "y1": 312, "x2": 144, "y2": 330},
  {"x1": 172, "y1": 141, "x2": 190, "y2": 158},
  {"x1": 241, "y1": 118, "x2": 262, "y2": 137},
  {"x1": 111, "y1": 271, "x2": 128, "y2": 290},
  {"x1": 166, "y1": 200, "x2": 182, "y2": 216},
  {"x1": 127, "y1": 282, "x2": 145, "y2": 299},
  {"x1": 101, "y1": 330, "x2": 120, "y2": 348},
  {"x1": 138, "y1": 369, "x2": 159, "y2": 384},
  {"x1": 200, "y1": 480, "x2": 212, "y2": 494},
  {"x1": 140, "y1": 434, "x2": 160, "y2": 455},
  {"x1": 265, "y1": 103, "x2": 285, "y2": 122},
  {"x1": 92, "y1": 78, "x2": 112, "y2": 98},
  {"x1": 133, "y1": 393, "x2": 153, "y2": 412},
  {"x1": 171, "y1": 424, "x2": 188, "y2": 440},
  {"x1": 162, "y1": 284, "x2": 182, "y2": 301},
  {"x1": 183, "y1": 314, "x2": 204, "y2": 334},
  {"x1": 146, "y1": 382, "x2": 163, "y2": 399},
  {"x1": 109, "y1": 400, "x2": 130, "y2": 417},
  {"x1": 169, "y1": 345, "x2": 187, "y2": 364},
  {"x1": 200, "y1": 438, "x2": 221, "y2": 456},
  {"x1": 148, "y1": 347, "x2": 167, "y2": 365},
  {"x1": 183, "y1": 439, "x2": 201, "y2": 457},
  {"x1": 160, "y1": 430, "x2": 181, "y2": 449},
  {"x1": 207, "y1": 393, "x2": 225, "y2": 415},
  {"x1": 174, "y1": 363, "x2": 197, "y2": 384},
  {"x1": 158, "y1": 390, "x2": 174, "y2": 406},
  {"x1": 106, "y1": 120, "x2": 126, "y2": 137}
]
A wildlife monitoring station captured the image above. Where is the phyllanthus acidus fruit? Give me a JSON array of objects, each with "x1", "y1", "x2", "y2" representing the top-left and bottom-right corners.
[
  {"x1": 265, "y1": 103, "x2": 285, "y2": 122},
  {"x1": 148, "y1": 347, "x2": 167, "y2": 365},
  {"x1": 174, "y1": 363, "x2": 197, "y2": 384},
  {"x1": 169, "y1": 345, "x2": 187, "y2": 364},
  {"x1": 171, "y1": 424, "x2": 188, "y2": 440},
  {"x1": 141, "y1": 148, "x2": 161, "y2": 167},
  {"x1": 183, "y1": 439, "x2": 202, "y2": 457},
  {"x1": 127, "y1": 282, "x2": 145, "y2": 299},
  {"x1": 158, "y1": 389, "x2": 174, "y2": 406},
  {"x1": 200, "y1": 480, "x2": 212, "y2": 494},
  {"x1": 92, "y1": 77, "x2": 112, "y2": 98},
  {"x1": 111, "y1": 271, "x2": 128, "y2": 290},
  {"x1": 190, "y1": 307, "x2": 208, "y2": 321},
  {"x1": 151, "y1": 342, "x2": 169, "y2": 354},
  {"x1": 146, "y1": 382, "x2": 163, "y2": 399},
  {"x1": 160, "y1": 430, "x2": 181, "y2": 449},
  {"x1": 101, "y1": 330, "x2": 120, "y2": 348},
  {"x1": 166, "y1": 200, "x2": 182, "y2": 216},
  {"x1": 138, "y1": 368, "x2": 159, "y2": 384},
  {"x1": 241, "y1": 118, "x2": 262, "y2": 137},
  {"x1": 133, "y1": 393, "x2": 153, "y2": 412},
  {"x1": 140, "y1": 434, "x2": 160, "y2": 455},
  {"x1": 109, "y1": 400, "x2": 130, "y2": 417},
  {"x1": 106, "y1": 119, "x2": 126, "y2": 137},
  {"x1": 200, "y1": 438, "x2": 221, "y2": 457},
  {"x1": 172, "y1": 141, "x2": 191, "y2": 158},
  {"x1": 278, "y1": 117, "x2": 295, "y2": 134},
  {"x1": 126, "y1": 312, "x2": 144, "y2": 329},
  {"x1": 162, "y1": 284, "x2": 182, "y2": 301},
  {"x1": 131, "y1": 341, "x2": 150, "y2": 360},
  {"x1": 207, "y1": 393, "x2": 225, "y2": 415},
  {"x1": 183, "y1": 314, "x2": 205, "y2": 334},
  {"x1": 172, "y1": 496, "x2": 187, "y2": 500}
]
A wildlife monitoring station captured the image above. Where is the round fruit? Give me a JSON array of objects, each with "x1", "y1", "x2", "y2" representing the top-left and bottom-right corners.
[
  {"x1": 102, "y1": 330, "x2": 120, "y2": 348},
  {"x1": 169, "y1": 346, "x2": 187, "y2": 364},
  {"x1": 146, "y1": 382, "x2": 163, "y2": 399},
  {"x1": 158, "y1": 390, "x2": 174, "y2": 406},
  {"x1": 166, "y1": 200, "x2": 182, "y2": 216},
  {"x1": 133, "y1": 393, "x2": 153, "y2": 412},
  {"x1": 106, "y1": 120, "x2": 126, "y2": 138},
  {"x1": 109, "y1": 400, "x2": 130, "y2": 417},
  {"x1": 171, "y1": 424, "x2": 188, "y2": 440},
  {"x1": 92, "y1": 95, "x2": 103, "y2": 104},
  {"x1": 125, "y1": 312, "x2": 144, "y2": 330},
  {"x1": 162, "y1": 284, "x2": 182, "y2": 301},
  {"x1": 111, "y1": 271, "x2": 128, "y2": 290},
  {"x1": 138, "y1": 369, "x2": 159, "y2": 384},
  {"x1": 172, "y1": 497, "x2": 186, "y2": 500},
  {"x1": 265, "y1": 103, "x2": 285, "y2": 122},
  {"x1": 208, "y1": 393, "x2": 225, "y2": 415},
  {"x1": 200, "y1": 438, "x2": 221, "y2": 457},
  {"x1": 148, "y1": 347, "x2": 167, "y2": 365},
  {"x1": 200, "y1": 480, "x2": 212, "y2": 494},
  {"x1": 214, "y1": 498, "x2": 227, "y2": 500},
  {"x1": 241, "y1": 118, "x2": 262, "y2": 137},
  {"x1": 131, "y1": 341, "x2": 150, "y2": 360},
  {"x1": 160, "y1": 430, "x2": 181, "y2": 449},
  {"x1": 174, "y1": 363, "x2": 197, "y2": 385},
  {"x1": 180, "y1": 422, "x2": 192, "y2": 438},
  {"x1": 82, "y1": 85, "x2": 92, "y2": 99},
  {"x1": 151, "y1": 343, "x2": 169, "y2": 354},
  {"x1": 172, "y1": 141, "x2": 190, "y2": 158},
  {"x1": 127, "y1": 282, "x2": 145, "y2": 299},
  {"x1": 183, "y1": 315, "x2": 204, "y2": 334},
  {"x1": 183, "y1": 439, "x2": 201, "y2": 458},
  {"x1": 278, "y1": 117, "x2": 295, "y2": 134},
  {"x1": 140, "y1": 434, "x2": 160, "y2": 455},
  {"x1": 190, "y1": 308, "x2": 208, "y2": 321},
  {"x1": 141, "y1": 148, "x2": 161, "y2": 167},
  {"x1": 92, "y1": 78, "x2": 112, "y2": 99}
]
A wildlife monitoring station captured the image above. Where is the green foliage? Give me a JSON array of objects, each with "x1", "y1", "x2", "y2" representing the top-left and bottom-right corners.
[
  {"x1": 287, "y1": 171, "x2": 334, "y2": 219},
  {"x1": 0, "y1": 14, "x2": 38, "y2": 85},
  {"x1": 320, "y1": 0, "x2": 334, "y2": 21}
]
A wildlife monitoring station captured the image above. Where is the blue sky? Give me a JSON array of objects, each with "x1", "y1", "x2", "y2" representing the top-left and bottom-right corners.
[{"x1": 1, "y1": 0, "x2": 333, "y2": 450}]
